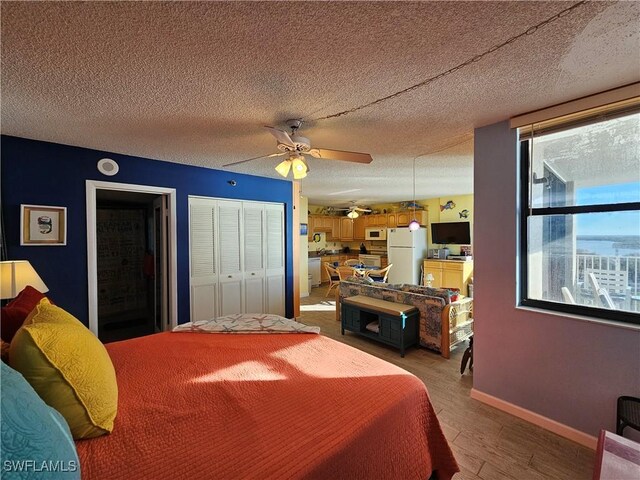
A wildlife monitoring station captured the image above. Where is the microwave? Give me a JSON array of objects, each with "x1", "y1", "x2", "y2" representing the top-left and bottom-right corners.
[{"x1": 365, "y1": 228, "x2": 387, "y2": 241}]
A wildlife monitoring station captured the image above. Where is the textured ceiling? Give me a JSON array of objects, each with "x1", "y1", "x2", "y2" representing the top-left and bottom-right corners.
[{"x1": 2, "y1": 1, "x2": 639, "y2": 206}]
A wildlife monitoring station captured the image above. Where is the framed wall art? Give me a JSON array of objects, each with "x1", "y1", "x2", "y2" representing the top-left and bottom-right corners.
[{"x1": 21, "y1": 204, "x2": 67, "y2": 246}]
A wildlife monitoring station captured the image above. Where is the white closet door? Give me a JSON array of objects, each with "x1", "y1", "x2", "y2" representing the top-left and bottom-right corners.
[
  {"x1": 189, "y1": 198, "x2": 218, "y2": 321},
  {"x1": 218, "y1": 200, "x2": 243, "y2": 316},
  {"x1": 265, "y1": 204, "x2": 285, "y2": 316},
  {"x1": 243, "y1": 204, "x2": 265, "y2": 314}
]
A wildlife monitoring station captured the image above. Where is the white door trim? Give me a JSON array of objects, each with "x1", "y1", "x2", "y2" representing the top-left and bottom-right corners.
[{"x1": 86, "y1": 180, "x2": 178, "y2": 336}]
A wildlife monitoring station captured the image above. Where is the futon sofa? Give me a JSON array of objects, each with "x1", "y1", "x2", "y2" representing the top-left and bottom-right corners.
[{"x1": 337, "y1": 277, "x2": 473, "y2": 358}]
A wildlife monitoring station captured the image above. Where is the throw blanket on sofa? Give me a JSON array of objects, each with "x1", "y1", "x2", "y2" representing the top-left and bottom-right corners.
[{"x1": 173, "y1": 313, "x2": 320, "y2": 334}]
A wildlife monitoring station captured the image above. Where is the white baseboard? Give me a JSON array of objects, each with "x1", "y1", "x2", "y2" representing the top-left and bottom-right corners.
[{"x1": 470, "y1": 388, "x2": 597, "y2": 449}]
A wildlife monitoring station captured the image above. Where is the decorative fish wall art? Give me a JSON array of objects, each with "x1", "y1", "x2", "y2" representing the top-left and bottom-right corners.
[
  {"x1": 440, "y1": 200, "x2": 456, "y2": 211},
  {"x1": 459, "y1": 209, "x2": 470, "y2": 219}
]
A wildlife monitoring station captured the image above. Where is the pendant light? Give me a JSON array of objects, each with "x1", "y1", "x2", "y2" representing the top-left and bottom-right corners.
[{"x1": 408, "y1": 156, "x2": 420, "y2": 231}]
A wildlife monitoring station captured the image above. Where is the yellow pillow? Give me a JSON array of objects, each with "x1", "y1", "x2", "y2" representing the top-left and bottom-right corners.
[{"x1": 10, "y1": 299, "x2": 118, "y2": 439}]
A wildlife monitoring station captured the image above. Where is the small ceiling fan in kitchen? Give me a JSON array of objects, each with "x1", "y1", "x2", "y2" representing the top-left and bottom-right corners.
[
  {"x1": 335, "y1": 203, "x2": 372, "y2": 219},
  {"x1": 222, "y1": 119, "x2": 373, "y2": 179}
]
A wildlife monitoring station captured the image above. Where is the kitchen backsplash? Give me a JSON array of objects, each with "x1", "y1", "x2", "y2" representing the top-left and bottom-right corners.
[{"x1": 308, "y1": 232, "x2": 387, "y2": 254}]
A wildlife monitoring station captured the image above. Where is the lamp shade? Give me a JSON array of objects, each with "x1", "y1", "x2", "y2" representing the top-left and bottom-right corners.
[
  {"x1": 347, "y1": 210, "x2": 359, "y2": 219},
  {"x1": 408, "y1": 219, "x2": 420, "y2": 231},
  {"x1": 0, "y1": 261, "x2": 49, "y2": 300},
  {"x1": 275, "y1": 159, "x2": 292, "y2": 178},
  {"x1": 291, "y1": 156, "x2": 308, "y2": 180}
]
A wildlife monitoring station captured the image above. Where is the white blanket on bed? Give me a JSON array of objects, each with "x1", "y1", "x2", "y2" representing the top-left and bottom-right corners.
[{"x1": 172, "y1": 313, "x2": 320, "y2": 334}]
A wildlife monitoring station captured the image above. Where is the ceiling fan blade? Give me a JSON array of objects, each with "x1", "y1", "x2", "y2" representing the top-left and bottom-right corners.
[
  {"x1": 223, "y1": 152, "x2": 286, "y2": 167},
  {"x1": 307, "y1": 148, "x2": 372, "y2": 164},
  {"x1": 264, "y1": 126, "x2": 295, "y2": 148}
]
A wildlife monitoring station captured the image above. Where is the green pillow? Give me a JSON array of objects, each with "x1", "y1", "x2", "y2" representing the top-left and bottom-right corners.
[{"x1": 0, "y1": 362, "x2": 80, "y2": 479}]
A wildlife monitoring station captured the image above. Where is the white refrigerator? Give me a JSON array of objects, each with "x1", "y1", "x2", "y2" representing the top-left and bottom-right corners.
[{"x1": 386, "y1": 227, "x2": 428, "y2": 285}]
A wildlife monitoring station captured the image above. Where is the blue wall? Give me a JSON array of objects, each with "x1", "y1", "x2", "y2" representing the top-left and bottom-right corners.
[{"x1": 1, "y1": 135, "x2": 295, "y2": 324}]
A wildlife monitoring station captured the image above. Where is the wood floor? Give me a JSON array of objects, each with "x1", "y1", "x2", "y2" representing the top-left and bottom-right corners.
[{"x1": 300, "y1": 287, "x2": 594, "y2": 480}]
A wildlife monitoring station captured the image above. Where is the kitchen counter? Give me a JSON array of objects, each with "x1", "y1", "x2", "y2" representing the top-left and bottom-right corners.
[{"x1": 308, "y1": 251, "x2": 387, "y2": 258}]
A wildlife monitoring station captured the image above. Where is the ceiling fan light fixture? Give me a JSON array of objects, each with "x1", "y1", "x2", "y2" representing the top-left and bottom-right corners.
[
  {"x1": 291, "y1": 156, "x2": 308, "y2": 180},
  {"x1": 275, "y1": 159, "x2": 292, "y2": 178},
  {"x1": 347, "y1": 210, "x2": 359, "y2": 219}
]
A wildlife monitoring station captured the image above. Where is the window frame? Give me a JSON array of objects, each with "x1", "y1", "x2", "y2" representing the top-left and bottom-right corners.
[{"x1": 518, "y1": 124, "x2": 640, "y2": 325}]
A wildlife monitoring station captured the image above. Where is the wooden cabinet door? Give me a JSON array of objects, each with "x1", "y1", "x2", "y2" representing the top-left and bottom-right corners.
[
  {"x1": 340, "y1": 217, "x2": 354, "y2": 241},
  {"x1": 353, "y1": 217, "x2": 366, "y2": 240},
  {"x1": 387, "y1": 213, "x2": 397, "y2": 228},
  {"x1": 331, "y1": 217, "x2": 342, "y2": 240},
  {"x1": 423, "y1": 260, "x2": 443, "y2": 287},
  {"x1": 396, "y1": 212, "x2": 411, "y2": 226},
  {"x1": 442, "y1": 268, "x2": 463, "y2": 291},
  {"x1": 308, "y1": 215, "x2": 316, "y2": 240}
]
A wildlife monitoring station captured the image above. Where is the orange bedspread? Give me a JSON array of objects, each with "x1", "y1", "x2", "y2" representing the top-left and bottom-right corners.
[{"x1": 76, "y1": 332, "x2": 458, "y2": 479}]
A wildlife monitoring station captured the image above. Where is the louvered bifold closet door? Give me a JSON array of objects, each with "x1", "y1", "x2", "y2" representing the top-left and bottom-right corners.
[
  {"x1": 189, "y1": 198, "x2": 218, "y2": 321},
  {"x1": 243, "y1": 204, "x2": 265, "y2": 314},
  {"x1": 265, "y1": 204, "x2": 285, "y2": 316},
  {"x1": 217, "y1": 200, "x2": 244, "y2": 316}
]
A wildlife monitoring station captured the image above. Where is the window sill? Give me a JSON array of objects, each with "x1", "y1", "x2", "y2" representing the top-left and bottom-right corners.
[{"x1": 516, "y1": 305, "x2": 640, "y2": 332}]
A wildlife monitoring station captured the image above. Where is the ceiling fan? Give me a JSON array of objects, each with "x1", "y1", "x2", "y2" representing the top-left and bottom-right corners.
[
  {"x1": 222, "y1": 119, "x2": 373, "y2": 179},
  {"x1": 335, "y1": 203, "x2": 372, "y2": 219}
]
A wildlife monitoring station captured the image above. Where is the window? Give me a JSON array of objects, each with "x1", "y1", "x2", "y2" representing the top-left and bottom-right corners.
[{"x1": 519, "y1": 109, "x2": 640, "y2": 324}]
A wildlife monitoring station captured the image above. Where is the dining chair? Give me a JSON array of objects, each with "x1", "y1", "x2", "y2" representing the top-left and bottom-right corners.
[
  {"x1": 324, "y1": 263, "x2": 341, "y2": 297},
  {"x1": 365, "y1": 264, "x2": 393, "y2": 283},
  {"x1": 325, "y1": 264, "x2": 358, "y2": 296},
  {"x1": 344, "y1": 259, "x2": 359, "y2": 267}
]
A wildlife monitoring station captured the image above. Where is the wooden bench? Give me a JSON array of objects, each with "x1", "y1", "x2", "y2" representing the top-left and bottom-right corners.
[{"x1": 341, "y1": 295, "x2": 419, "y2": 357}]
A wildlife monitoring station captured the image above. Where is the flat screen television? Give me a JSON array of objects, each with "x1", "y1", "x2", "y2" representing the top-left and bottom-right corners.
[{"x1": 431, "y1": 221, "x2": 471, "y2": 245}]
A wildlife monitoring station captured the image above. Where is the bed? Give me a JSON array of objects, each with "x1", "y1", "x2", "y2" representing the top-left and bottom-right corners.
[{"x1": 74, "y1": 330, "x2": 459, "y2": 479}]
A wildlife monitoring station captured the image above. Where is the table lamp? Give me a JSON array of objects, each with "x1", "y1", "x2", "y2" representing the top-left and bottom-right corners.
[
  {"x1": 425, "y1": 273, "x2": 434, "y2": 287},
  {"x1": 0, "y1": 260, "x2": 49, "y2": 300}
]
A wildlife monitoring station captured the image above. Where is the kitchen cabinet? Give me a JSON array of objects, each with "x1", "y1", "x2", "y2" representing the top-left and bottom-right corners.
[
  {"x1": 368, "y1": 214, "x2": 387, "y2": 226},
  {"x1": 307, "y1": 215, "x2": 316, "y2": 240},
  {"x1": 353, "y1": 217, "x2": 366, "y2": 240},
  {"x1": 340, "y1": 217, "x2": 354, "y2": 241},
  {"x1": 386, "y1": 213, "x2": 397, "y2": 228},
  {"x1": 423, "y1": 259, "x2": 473, "y2": 295},
  {"x1": 396, "y1": 210, "x2": 428, "y2": 227},
  {"x1": 328, "y1": 217, "x2": 342, "y2": 240}
]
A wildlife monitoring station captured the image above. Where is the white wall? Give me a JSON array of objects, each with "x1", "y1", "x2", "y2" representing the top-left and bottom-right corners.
[
  {"x1": 473, "y1": 120, "x2": 640, "y2": 442},
  {"x1": 299, "y1": 195, "x2": 309, "y2": 297}
]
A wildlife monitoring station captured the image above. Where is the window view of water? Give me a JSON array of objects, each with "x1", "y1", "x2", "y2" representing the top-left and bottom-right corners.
[{"x1": 577, "y1": 236, "x2": 640, "y2": 257}]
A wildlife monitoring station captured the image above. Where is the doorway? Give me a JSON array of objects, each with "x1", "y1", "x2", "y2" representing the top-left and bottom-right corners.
[
  {"x1": 95, "y1": 191, "x2": 165, "y2": 342},
  {"x1": 86, "y1": 181, "x2": 177, "y2": 340}
]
